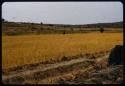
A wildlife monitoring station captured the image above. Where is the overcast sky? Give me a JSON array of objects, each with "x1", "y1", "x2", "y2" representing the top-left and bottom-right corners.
[{"x1": 2, "y1": 2, "x2": 123, "y2": 24}]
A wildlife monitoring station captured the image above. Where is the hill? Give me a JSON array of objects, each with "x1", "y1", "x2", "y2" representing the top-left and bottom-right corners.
[{"x1": 2, "y1": 21, "x2": 123, "y2": 35}]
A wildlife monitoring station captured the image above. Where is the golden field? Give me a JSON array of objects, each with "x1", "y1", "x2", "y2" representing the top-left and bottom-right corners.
[{"x1": 2, "y1": 32, "x2": 123, "y2": 69}]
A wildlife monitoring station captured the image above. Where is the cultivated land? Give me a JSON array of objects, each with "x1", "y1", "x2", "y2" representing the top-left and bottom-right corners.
[
  {"x1": 2, "y1": 21, "x2": 123, "y2": 84},
  {"x1": 2, "y1": 32, "x2": 123, "y2": 69}
]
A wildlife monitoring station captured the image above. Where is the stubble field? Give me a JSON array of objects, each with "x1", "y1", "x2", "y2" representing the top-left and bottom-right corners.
[{"x1": 2, "y1": 32, "x2": 123, "y2": 69}]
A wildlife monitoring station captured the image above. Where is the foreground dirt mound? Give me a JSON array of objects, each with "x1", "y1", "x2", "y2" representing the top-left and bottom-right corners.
[{"x1": 108, "y1": 45, "x2": 123, "y2": 66}]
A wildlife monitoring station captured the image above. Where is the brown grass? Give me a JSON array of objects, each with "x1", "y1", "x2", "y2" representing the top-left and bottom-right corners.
[{"x1": 2, "y1": 32, "x2": 123, "y2": 69}]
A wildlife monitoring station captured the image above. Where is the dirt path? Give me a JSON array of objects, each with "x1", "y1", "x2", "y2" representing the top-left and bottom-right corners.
[{"x1": 2, "y1": 54, "x2": 109, "y2": 82}]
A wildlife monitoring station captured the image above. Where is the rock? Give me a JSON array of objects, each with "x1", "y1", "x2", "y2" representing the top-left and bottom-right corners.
[{"x1": 108, "y1": 45, "x2": 123, "y2": 66}]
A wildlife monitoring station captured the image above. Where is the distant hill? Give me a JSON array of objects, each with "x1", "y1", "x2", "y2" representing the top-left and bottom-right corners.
[
  {"x1": 3, "y1": 21, "x2": 123, "y2": 28},
  {"x1": 2, "y1": 21, "x2": 123, "y2": 35},
  {"x1": 79, "y1": 22, "x2": 123, "y2": 28},
  {"x1": 49, "y1": 21, "x2": 123, "y2": 28}
]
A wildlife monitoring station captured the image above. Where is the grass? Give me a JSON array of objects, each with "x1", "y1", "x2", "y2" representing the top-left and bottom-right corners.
[{"x1": 2, "y1": 32, "x2": 123, "y2": 69}]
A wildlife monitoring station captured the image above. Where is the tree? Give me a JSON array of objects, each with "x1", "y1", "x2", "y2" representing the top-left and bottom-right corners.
[
  {"x1": 41, "y1": 22, "x2": 43, "y2": 24},
  {"x1": 100, "y1": 27, "x2": 104, "y2": 33},
  {"x1": 63, "y1": 30, "x2": 66, "y2": 34},
  {"x1": 2, "y1": 18, "x2": 5, "y2": 22}
]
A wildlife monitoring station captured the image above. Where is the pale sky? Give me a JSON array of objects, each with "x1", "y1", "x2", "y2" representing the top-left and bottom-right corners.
[{"x1": 2, "y1": 2, "x2": 123, "y2": 24}]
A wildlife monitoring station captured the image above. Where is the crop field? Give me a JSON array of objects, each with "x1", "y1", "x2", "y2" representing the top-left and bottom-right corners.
[
  {"x1": 2, "y1": 30, "x2": 123, "y2": 84},
  {"x1": 2, "y1": 32, "x2": 123, "y2": 69},
  {"x1": 2, "y1": 2, "x2": 123, "y2": 84}
]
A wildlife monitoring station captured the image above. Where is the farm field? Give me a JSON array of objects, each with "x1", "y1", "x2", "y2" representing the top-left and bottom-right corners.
[
  {"x1": 2, "y1": 2, "x2": 123, "y2": 84},
  {"x1": 2, "y1": 32, "x2": 123, "y2": 69}
]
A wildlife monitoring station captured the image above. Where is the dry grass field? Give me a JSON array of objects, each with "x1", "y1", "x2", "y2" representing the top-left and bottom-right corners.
[{"x1": 2, "y1": 32, "x2": 123, "y2": 69}]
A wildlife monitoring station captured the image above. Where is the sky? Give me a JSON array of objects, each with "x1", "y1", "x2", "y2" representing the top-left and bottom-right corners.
[{"x1": 2, "y1": 2, "x2": 123, "y2": 25}]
